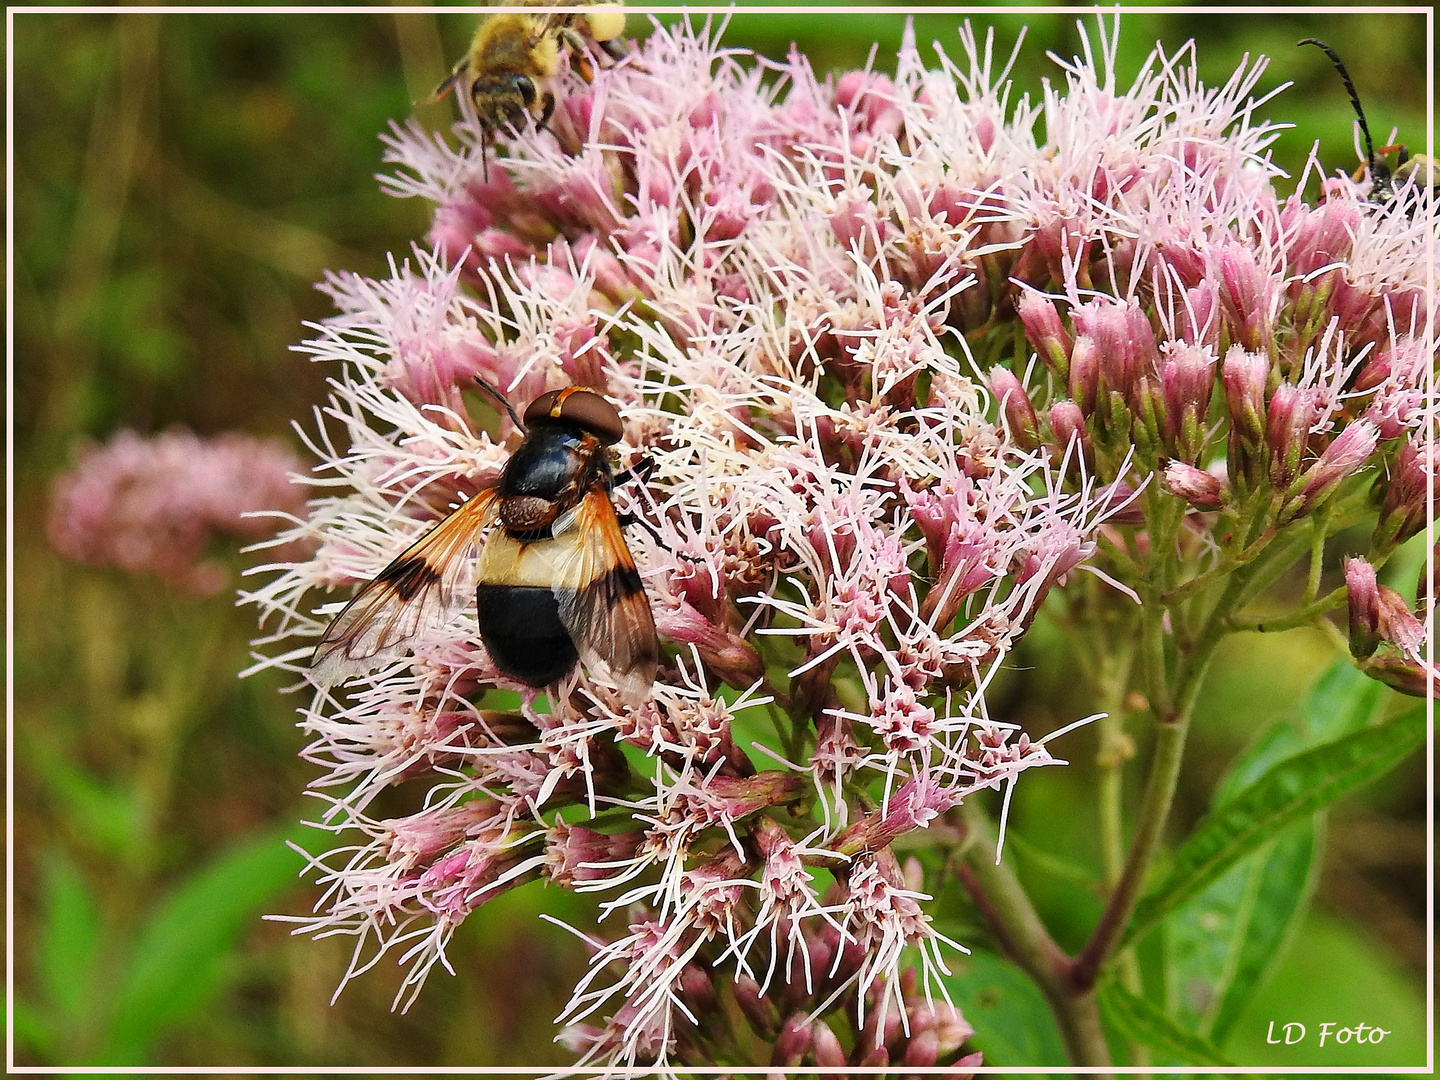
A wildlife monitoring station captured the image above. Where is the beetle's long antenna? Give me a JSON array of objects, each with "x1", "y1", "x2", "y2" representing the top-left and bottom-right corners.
[
  {"x1": 1298, "y1": 38, "x2": 1381, "y2": 176},
  {"x1": 474, "y1": 375, "x2": 525, "y2": 429}
]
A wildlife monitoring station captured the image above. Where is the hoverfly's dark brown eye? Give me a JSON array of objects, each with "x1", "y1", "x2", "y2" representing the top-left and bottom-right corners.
[{"x1": 524, "y1": 388, "x2": 626, "y2": 444}]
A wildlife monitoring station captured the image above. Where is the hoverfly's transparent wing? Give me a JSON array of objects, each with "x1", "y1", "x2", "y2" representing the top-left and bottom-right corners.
[
  {"x1": 551, "y1": 488, "x2": 658, "y2": 704},
  {"x1": 311, "y1": 489, "x2": 498, "y2": 685}
]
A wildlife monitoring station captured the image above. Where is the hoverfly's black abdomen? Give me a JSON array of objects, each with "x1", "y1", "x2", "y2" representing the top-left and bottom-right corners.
[{"x1": 476, "y1": 583, "x2": 579, "y2": 686}]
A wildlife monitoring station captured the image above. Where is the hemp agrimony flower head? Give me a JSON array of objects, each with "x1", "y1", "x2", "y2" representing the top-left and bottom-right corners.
[
  {"x1": 246, "y1": 13, "x2": 1435, "y2": 1073},
  {"x1": 49, "y1": 428, "x2": 307, "y2": 596}
]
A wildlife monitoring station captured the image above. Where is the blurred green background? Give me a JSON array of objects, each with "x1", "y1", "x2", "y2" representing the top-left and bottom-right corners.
[{"x1": 11, "y1": 4, "x2": 1428, "y2": 1069}]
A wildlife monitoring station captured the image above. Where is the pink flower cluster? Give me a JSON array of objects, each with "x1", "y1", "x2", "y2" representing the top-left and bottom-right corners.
[
  {"x1": 247, "y1": 14, "x2": 1434, "y2": 1073},
  {"x1": 49, "y1": 428, "x2": 307, "y2": 596}
]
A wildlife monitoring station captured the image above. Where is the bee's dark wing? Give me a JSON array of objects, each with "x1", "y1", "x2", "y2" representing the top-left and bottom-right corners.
[
  {"x1": 553, "y1": 488, "x2": 658, "y2": 704},
  {"x1": 311, "y1": 489, "x2": 498, "y2": 685}
]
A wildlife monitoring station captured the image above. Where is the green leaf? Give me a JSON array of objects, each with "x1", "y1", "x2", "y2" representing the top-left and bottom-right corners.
[
  {"x1": 1163, "y1": 823, "x2": 1318, "y2": 1042},
  {"x1": 1217, "y1": 660, "x2": 1381, "y2": 801},
  {"x1": 25, "y1": 735, "x2": 144, "y2": 855},
  {"x1": 1098, "y1": 980, "x2": 1233, "y2": 1066},
  {"x1": 11, "y1": 996, "x2": 55, "y2": 1060},
  {"x1": 941, "y1": 948, "x2": 1068, "y2": 1067},
  {"x1": 1126, "y1": 702, "x2": 1424, "y2": 946},
  {"x1": 1208, "y1": 821, "x2": 1319, "y2": 1044},
  {"x1": 37, "y1": 854, "x2": 103, "y2": 1033},
  {"x1": 99, "y1": 826, "x2": 311, "y2": 1064},
  {"x1": 1164, "y1": 660, "x2": 1365, "y2": 1043}
]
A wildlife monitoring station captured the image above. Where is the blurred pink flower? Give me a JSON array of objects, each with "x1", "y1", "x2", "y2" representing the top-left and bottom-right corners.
[{"x1": 49, "y1": 428, "x2": 307, "y2": 596}]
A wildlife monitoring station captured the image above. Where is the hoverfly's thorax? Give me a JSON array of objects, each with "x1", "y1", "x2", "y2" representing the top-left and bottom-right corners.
[{"x1": 496, "y1": 426, "x2": 610, "y2": 536}]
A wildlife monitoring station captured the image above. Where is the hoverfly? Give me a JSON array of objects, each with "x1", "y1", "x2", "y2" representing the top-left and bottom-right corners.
[
  {"x1": 312, "y1": 384, "x2": 659, "y2": 704},
  {"x1": 1299, "y1": 38, "x2": 1437, "y2": 207},
  {"x1": 431, "y1": 2, "x2": 630, "y2": 181}
]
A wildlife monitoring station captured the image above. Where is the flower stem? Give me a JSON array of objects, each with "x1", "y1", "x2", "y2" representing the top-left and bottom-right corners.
[{"x1": 952, "y1": 800, "x2": 1114, "y2": 1072}]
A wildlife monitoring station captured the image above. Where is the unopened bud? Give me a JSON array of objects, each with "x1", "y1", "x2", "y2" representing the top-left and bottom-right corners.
[
  {"x1": 1374, "y1": 439, "x2": 1429, "y2": 549},
  {"x1": 1353, "y1": 348, "x2": 1392, "y2": 394},
  {"x1": 1017, "y1": 291, "x2": 1072, "y2": 381},
  {"x1": 988, "y1": 367, "x2": 1040, "y2": 450},
  {"x1": 1222, "y1": 346, "x2": 1269, "y2": 488},
  {"x1": 1049, "y1": 400, "x2": 1095, "y2": 476},
  {"x1": 677, "y1": 964, "x2": 717, "y2": 1015},
  {"x1": 1162, "y1": 460, "x2": 1227, "y2": 510},
  {"x1": 1356, "y1": 652, "x2": 1440, "y2": 698},
  {"x1": 732, "y1": 973, "x2": 779, "y2": 1039},
  {"x1": 1346, "y1": 558, "x2": 1383, "y2": 659},
  {"x1": 1265, "y1": 383, "x2": 1321, "y2": 490},
  {"x1": 1160, "y1": 342, "x2": 1217, "y2": 461},
  {"x1": 1068, "y1": 335, "x2": 1100, "y2": 415},
  {"x1": 1286, "y1": 419, "x2": 1380, "y2": 520},
  {"x1": 812, "y1": 1020, "x2": 847, "y2": 1068},
  {"x1": 770, "y1": 1013, "x2": 812, "y2": 1066},
  {"x1": 1178, "y1": 281, "x2": 1220, "y2": 348},
  {"x1": 1218, "y1": 245, "x2": 1272, "y2": 352}
]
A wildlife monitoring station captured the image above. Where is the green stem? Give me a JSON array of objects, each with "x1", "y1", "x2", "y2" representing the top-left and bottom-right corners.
[
  {"x1": 1072, "y1": 503, "x2": 1267, "y2": 990},
  {"x1": 1303, "y1": 508, "x2": 1329, "y2": 603},
  {"x1": 1227, "y1": 583, "x2": 1348, "y2": 632},
  {"x1": 953, "y1": 801, "x2": 1114, "y2": 1073}
]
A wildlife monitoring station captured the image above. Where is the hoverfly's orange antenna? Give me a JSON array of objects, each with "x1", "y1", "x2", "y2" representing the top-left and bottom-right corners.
[{"x1": 1298, "y1": 38, "x2": 1387, "y2": 186}]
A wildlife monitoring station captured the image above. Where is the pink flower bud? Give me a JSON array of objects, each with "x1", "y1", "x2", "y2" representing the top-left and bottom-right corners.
[
  {"x1": 1218, "y1": 245, "x2": 1272, "y2": 353},
  {"x1": 677, "y1": 964, "x2": 717, "y2": 1015},
  {"x1": 1222, "y1": 346, "x2": 1267, "y2": 443},
  {"x1": 1178, "y1": 281, "x2": 1220, "y2": 347},
  {"x1": 1346, "y1": 557, "x2": 1383, "y2": 659},
  {"x1": 1222, "y1": 346, "x2": 1268, "y2": 487},
  {"x1": 1265, "y1": 384, "x2": 1321, "y2": 490},
  {"x1": 1287, "y1": 419, "x2": 1380, "y2": 519},
  {"x1": 1160, "y1": 342, "x2": 1216, "y2": 461},
  {"x1": 1068, "y1": 335, "x2": 1100, "y2": 415},
  {"x1": 733, "y1": 973, "x2": 780, "y2": 1038},
  {"x1": 836, "y1": 70, "x2": 903, "y2": 137},
  {"x1": 988, "y1": 367, "x2": 1040, "y2": 450},
  {"x1": 1162, "y1": 460, "x2": 1227, "y2": 510},
  {"x1": 1077, "y1": 300, "x2": 1139, "y2": 398},
  {"x1": 811, "y1": 1019, "x2": 847, "y2": 1067},
  {"x1": 954, "y1": 1050, "x2": 986, "y2": 1076},
  {"x1": 1287, "y1": 197, "x2": 1358, "y2": 278},
  {"x1": 1049, "y1": 399, "x2": 1095, "y2": 476},
  {"x1": 904, "y1": 1028, "x2": 941, "y2": 1066},
  {"x1": 1353, "y1": 348, "x2": 1393, "y2": 394},
  {"x1": 1374, "y1": 439, "x2": 1429, "y2": 549},
  {"x1": 770, "y1": 1013, "x2": 812, "y2": 1065},
  {"x1": 1017, "y1": 291, "x2": 1072, "y2": 381}
]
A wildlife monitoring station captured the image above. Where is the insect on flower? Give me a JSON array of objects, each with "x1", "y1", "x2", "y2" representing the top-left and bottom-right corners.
[
  {"x1": 430, "y1": 2, "x2": 630, "y2": 180},
  {"x1": 312, "y1": 384, "x2": 659, "y2": 703},
  {"x1": 1299, "y1": 38, "x2": 1438, "y2": 207}
]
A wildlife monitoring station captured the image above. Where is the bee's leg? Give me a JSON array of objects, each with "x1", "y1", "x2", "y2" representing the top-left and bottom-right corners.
[
  {"x1": 597, "y1": 36, "x2": 629, "y2": 64},
  {"x1": 481, "y1": 127, "x2": 492, "y2": 184},
  {"x1": 1379, "y1": 142, "x2": 1410, "y2": 165},
  {"x1": 558, "y1": 26, "x2": 596, "y2": 82},
  {"x1": 536, "y1": 89, "x2": 557, "y2": 133}
]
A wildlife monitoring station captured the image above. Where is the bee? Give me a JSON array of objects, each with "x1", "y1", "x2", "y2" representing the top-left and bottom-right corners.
[
  {"x1": 312, "y1": 384, "x2": 659, "y2": 704},
  {"x1": 1299, "y1": 38, "x2": 1437, "y2": 208},
  {"x1": 431, "y1": 2, "x2": 630, "y2": 180}
]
